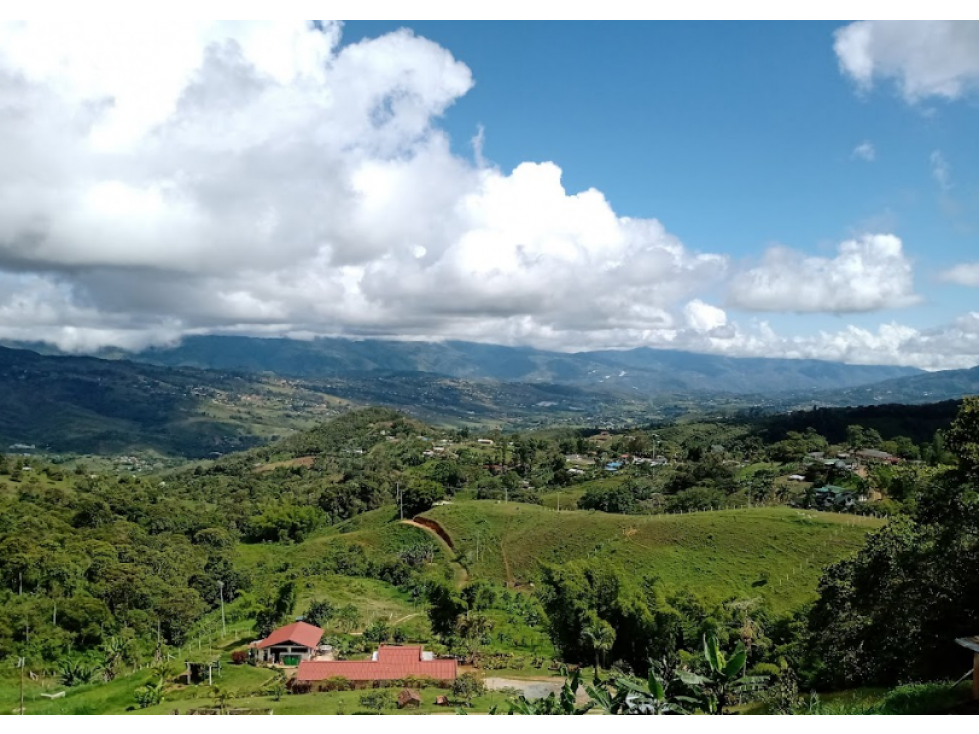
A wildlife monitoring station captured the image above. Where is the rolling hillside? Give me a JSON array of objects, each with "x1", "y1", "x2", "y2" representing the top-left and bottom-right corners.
[
  {"x1": 121, "y1": 335, "x2": 921, "y2": 395},
  {"x1": 419, "y1": 501, "x2": 882, "y2": 612},
  {"x1": 0, "y1": 345, "x2": 347, "y2": 456}
]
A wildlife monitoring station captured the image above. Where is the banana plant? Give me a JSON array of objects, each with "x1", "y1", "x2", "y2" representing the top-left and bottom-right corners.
[
  {"x1": 587, "y1": 669, "x2": 697, "y2": 715},
  {"x1": 497, "y1": 666, "x2": 595, "y2": 715},
  {"x1": 677, "y1": 633, "x2": 767, "y2": 714}
]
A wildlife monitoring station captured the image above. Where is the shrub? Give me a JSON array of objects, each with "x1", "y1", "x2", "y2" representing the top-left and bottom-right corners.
[
  {"x1": 451, "y1": 671, "x2": 486, "y2": 707},
  {"x1": 320, "y1": 676, "x2": 352, "y2": 692},
  {"x1": 363, "y1": 619, "x2": 390, "y2": 643},
  {"x1": 230, "y1": 650, "x2": 249, "y2": 665},
  {"x1": 359, "y1": 689, "x2": 395, "y2": 711}
]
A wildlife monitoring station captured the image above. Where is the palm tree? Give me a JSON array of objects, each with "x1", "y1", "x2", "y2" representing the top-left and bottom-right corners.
[
  {"x1": 581, "y1": 615, "x2": 616, "y2": 673},
  {"x1": 457, "y1": 611, "x2": 493, "y2": 663}
]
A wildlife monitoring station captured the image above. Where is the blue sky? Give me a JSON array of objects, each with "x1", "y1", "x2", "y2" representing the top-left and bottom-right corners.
[
  {"x1": 0, "y1": 20, "x2": 977, "y2": 368},
  {"x1": 344, "y1": 21, "x2": 978, "y2": 337}
]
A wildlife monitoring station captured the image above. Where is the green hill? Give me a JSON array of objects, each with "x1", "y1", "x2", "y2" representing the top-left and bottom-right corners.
[
  {"x1": 0, "y1": 345, "x2": 349, "y2": 457},
  {"x1": 419, "y1": 501, "x2": 882, "y2": 612}
]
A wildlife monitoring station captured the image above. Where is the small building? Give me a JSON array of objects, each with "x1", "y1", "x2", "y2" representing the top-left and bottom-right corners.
[
  {"x1": 955, "y1": 636, "x2": 979, "y2": 700},
  {"x1": 813, "y1": 485, "x2": 855, "y2": 510},
  {"x1": 856, "y1": 449, "x2": 900, "y2": 464},
  {"x1": 295, "y1": 645, "x2": 457, "y2": 690},
  {"x1": 477, "y1": 438, "x2": 494, "y2": 445},
  {"x1": 251, "y1": 621, "x2": 325, "y2": 665},
  {"x1": 398, "y1": 688, "x2": 422, "y2": 709},
  {"x1": 605, "y1": 461, "x2": 623, "y2": 472}
]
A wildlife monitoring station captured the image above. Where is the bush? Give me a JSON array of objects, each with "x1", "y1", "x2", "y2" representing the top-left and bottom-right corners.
[
  {"x1": 451, "y1": 671, "x2": 486, "y2": 707},
  {"x1": 134, "y1": 681, "x2": 164, "y2": 709},
  {"x1": 363, "y1": 619, "x2": 390, "y2": 643},
  {"x1": 359, "y1": 689, "x2": 395, "y2": 711},
  {"x1": 320, "y1": 676, "x2": 352, "y2": 692},
  {"x1": 230, "y1": 650, "x2": 249, "y2": 665},
  {"x1": 399, "y1": 675, "x2": 438, "y2": 689}
]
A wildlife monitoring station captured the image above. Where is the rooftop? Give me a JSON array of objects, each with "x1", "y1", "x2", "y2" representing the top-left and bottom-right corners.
[
  {"x1": 253, "y1": 621, "x2": 323, "y2": 650},
  {"x1": 296, "y1": 645, "x2": 457, "y2": 682}
]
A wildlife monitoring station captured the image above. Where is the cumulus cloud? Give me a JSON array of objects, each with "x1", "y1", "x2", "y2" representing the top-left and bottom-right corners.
[
  {"x1": 0, "y1": 21, "x2": 971, "y2": 371},
  {"x1": 939, "y1": 262, "x2": 979, "y2": 287},
  {"x1": 683, "y1": 300, "x2": 728, "y2": 332},
  {"x1": 0, "y1": 20, "x2": 729, "y2": 354},
  {"x1": 727, "y1": 234, "x2": 919, "y2": 314},
  {"x1": 834, "y1": 20, "x2": 979, "y2": 103},
  {"x1": 851, "y1": 141, "x2": 875, "y2": 161}
]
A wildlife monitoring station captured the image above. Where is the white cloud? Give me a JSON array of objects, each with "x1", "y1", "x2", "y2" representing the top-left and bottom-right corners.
[
  {"x1": 939, "y1": 262, "x2": 979, "y2": 287},
  {"x1": 653, "y1": 313, "x2": 979, "y2": 371},
  {"x1": 727, "y1": 234, "x2": 919, "y2": 314},
  {"x1": 834, "y1": 20, "x2": 979, "y2": 103},
  {"x1": 0, "y1": 21, "x2": 971, "y2": 372},
  {"x1": 852, "y1": 141, "x2": 875, "y2": 162},
  {"x1": 930, "y1": 150, "x2": 952, "y2": 190},
  {"x1": 683, "y1": 300, "x2": 728, "y2": 332},
  {"x1": 0, "y1": 20, "x2": 728, "y2": 354}
]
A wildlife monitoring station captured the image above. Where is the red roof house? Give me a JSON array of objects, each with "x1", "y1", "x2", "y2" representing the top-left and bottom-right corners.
[
  {"x1": 251, "y1": 622, "x2": 324, "y2": 665},
  {"x1": 295, "y1": 645, "x2": 457, "y2": 689}
]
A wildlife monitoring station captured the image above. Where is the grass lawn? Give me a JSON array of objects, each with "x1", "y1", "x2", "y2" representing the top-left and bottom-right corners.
[{"x1": 137, "y1": 688, "x2": 516, "y2": 715}]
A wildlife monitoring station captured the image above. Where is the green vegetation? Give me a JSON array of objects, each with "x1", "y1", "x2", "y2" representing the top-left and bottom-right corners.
[
  {"x1": 423, "y1": 502, "x2": 879, "y2": 611},
  {"x1": 0, "y1": 345, "x2": 348, "y2": 457},
  {"x1": 1, "y1": 395, "x2": 977, "y2": 715}
]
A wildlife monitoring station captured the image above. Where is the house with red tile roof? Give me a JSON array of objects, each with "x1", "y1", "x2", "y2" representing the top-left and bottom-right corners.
[
  {"x1": 295, "y1": 645, "x2": 457, "y2": 690},
  {"x1": 251, "y1": 621, "x2": 326, "y2": 665}
]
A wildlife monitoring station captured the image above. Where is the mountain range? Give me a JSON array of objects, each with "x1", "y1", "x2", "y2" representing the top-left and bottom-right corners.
[
  {"x1": 3, "y1": 336, "x2": 978, "y2": 458},
  {"x1": 124, "y1": 335, "x2": 922, "y2": 395}
]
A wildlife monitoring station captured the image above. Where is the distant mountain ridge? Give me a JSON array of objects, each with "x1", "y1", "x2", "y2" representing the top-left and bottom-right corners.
[
  {"x1": 0, "y1": 345, "x2": 346, "y2": 456},
  {"x1": 811, "y1": 364, "x2": 979, "y2": 406},
  {"x1": 119, "y1": 335, "x2": 922, "y2": 396}
]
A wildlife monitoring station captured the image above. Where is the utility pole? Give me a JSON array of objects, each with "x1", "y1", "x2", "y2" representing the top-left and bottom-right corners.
[
  {"x1": 218, "y1": 581, "x2": 226, "y2": 639},
  {"x1": 18, "y1": 657, "x2": 25, "y2": 715}
]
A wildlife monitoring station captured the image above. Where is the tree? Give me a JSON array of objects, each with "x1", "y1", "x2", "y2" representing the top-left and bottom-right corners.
[
  {"x1": 400, "y1": 479, "x2": 445, "y2": 517},
  {"x1": 359, "y1": 688, "x2": 395, "y2": 712},
  {"x1": 845, "y1": 425, "x2": 865, "y2": 449},
  {"x1": 457, "y1": 610, "x2": 493, "y2": 662},
  {"x1": 363, "y1": 619, "x2": 390, "y2": 643},
  {"x1": 426, "y1": 581, "x2": 466, "y2": 640},
  {"x1": 677, "y1": 634, "x2": 766, "y2": 714},
  {"x1": 334, "y1": 604, "x2": 362, "y2": 633},
  {"x1": 451, "y1": 671, "x2": 486, "y2": 707},
  {"x1": 944, "y1": 395, "x2": 979, "y2": 482},
  {"x1": 582, "y1": 613, "x2": 616, "y2": 672},
  {"x1": 254, "y1": 580, "x2": 296, "y2": 638},
  {"x1": 304, "y1": 599, "x2": 336, "y2": 628}
]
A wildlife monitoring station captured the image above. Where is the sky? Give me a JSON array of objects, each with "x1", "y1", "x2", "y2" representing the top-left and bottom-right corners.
[{"x1": 0, "y1": 20, "x2": 978, "y2": 369}]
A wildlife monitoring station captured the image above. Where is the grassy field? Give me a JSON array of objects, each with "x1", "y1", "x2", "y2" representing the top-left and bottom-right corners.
[{"x1": 420, "y1": 501, "x2": 883, "y2": 611}]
